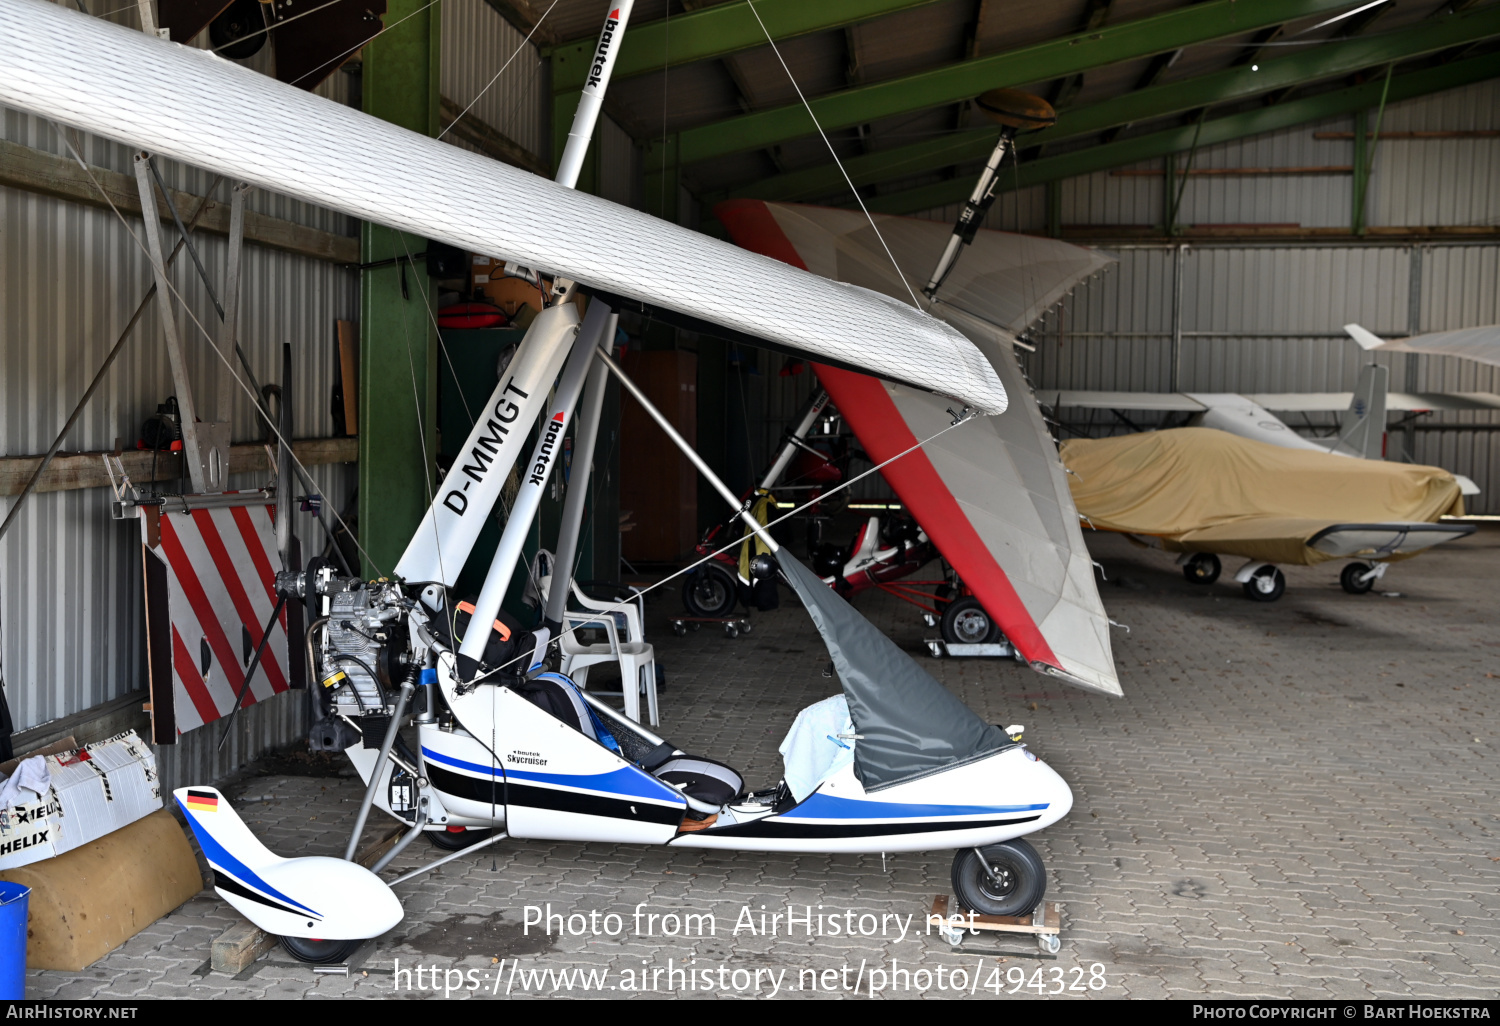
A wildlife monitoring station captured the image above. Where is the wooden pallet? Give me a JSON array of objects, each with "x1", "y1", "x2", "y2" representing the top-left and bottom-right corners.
[{"x1": 929, "y1": 895, "x2": 1061, "y2": 936}]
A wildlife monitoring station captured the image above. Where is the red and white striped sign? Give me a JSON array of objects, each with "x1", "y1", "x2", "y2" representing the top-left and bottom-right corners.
[{"x1": 140, "y1": 500, "x2": 298, "y2": 738}]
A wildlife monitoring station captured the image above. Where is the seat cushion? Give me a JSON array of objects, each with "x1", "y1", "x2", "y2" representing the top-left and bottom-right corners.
[{"x1": 653, "y1": 757, "x2": 743, "y2": 807}]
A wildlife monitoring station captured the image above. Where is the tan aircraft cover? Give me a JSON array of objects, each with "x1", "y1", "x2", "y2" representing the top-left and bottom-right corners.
[{"x1": 1060, "y1": 428, "x2": 1465, "y2": 565}]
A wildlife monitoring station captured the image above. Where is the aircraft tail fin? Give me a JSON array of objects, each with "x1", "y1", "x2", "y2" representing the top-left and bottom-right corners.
[
  {"x1": 1338, "y1": 363, "x2": 1389, "y2": 460},
  {"x1": 173, "y1": 786, "x2": 280, "y2": 875}
]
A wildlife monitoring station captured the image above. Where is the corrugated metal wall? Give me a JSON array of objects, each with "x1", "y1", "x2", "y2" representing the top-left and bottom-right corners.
[
  {"x1": 910, "y1": 81, "x2": 1500, "y2": 512},
  {"x1": 441, "y1": 0, "x2": 547, "y2": 161},
  {"x1": 2, "y1": 78, "x2": 358, "y2": 785}
]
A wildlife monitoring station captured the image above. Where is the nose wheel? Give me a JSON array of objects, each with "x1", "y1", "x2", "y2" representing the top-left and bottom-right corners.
[
  {"x1": 950, "y1": 839, "x2": 1046, "y2": 918},
  {"x1": 279, "y1": 935, "x2": 362, "y2": 964}
]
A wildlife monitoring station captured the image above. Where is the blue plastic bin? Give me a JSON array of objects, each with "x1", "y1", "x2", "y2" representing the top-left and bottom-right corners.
[{"x1": 0, "y1": 881, "x2": 30, "y2": 999}]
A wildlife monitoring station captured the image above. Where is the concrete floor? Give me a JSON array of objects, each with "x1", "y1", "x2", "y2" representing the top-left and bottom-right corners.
[{"x1": 27, "y1": 526, "x2": 1500, "y2": 1000}]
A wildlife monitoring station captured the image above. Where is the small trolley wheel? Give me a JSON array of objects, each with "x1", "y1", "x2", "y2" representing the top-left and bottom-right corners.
[
  {"x1": 951, "y1": 839, "x2": 1047, "y2": 918},
  {"x1": 279, "y1": 936, "x2": 362, "y2": 964},
  {"x1": 672, "y1": 622, "x2": 687, "y2": 637},
  {"x1": 1340, "y1": 561, "x2": 1377, "y2": 595},
  {"x1": 427, "y1": 826, "x2": 495, "y2": 851},
  {"x1": 1242, "y1": 566, "x2": 1286, "y2": 602},
  {"x1": 940, "y1": 925, "x2": 965, "y2": 948},
  {"x1": 689, "y1": 622, "x2": 701, "y2": 632},
  {"x1": 724, "y1": 625, "x2": 739, "y2": 639},
  {"x1": 739, "y1": 621, "x2": 752, "y2": 635},
  {"x1": 1038, "y1": 933, "x2": 1061, "y2": 955},
  {"x1": 1182, "y1": 553, "x2": 1221, "y2": 585}
]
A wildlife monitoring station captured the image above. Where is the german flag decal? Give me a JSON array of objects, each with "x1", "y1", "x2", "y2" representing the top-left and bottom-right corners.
[{"x1": 185, "y1": 790, "x2": 219, "y2": 812}]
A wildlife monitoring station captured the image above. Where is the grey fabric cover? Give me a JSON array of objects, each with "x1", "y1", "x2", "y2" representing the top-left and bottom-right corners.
[{"x1": 778, "y1": 552, "x2": 1008, "y2": 791}]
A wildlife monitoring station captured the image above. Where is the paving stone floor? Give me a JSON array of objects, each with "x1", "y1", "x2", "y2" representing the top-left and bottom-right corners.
[{"x1": 29, "y1": 527, "x2": 1500, "y2": 1000}]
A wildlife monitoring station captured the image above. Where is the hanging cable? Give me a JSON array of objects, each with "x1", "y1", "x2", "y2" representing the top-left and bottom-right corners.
[
  {"x1": 744, "y1": 0, "x2": 921, "y2": 308},
  {"x1": 437, "y1": 0, "x2": 561, "y2": 143}
]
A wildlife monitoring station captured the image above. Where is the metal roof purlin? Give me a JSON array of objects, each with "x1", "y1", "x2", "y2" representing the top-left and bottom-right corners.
[
  {"x1": 646, "y1": 0, "x2": 1372, "y2": 173},
  {"x1": 716, "y1": 3, "x2": 1500, "y2": 205},
  {"x1": 547, "y1": 0, "x2": 947, "y2": 92},
  {"x1": 861, "y1": 51, "x2": 1500, "y2": 215}
]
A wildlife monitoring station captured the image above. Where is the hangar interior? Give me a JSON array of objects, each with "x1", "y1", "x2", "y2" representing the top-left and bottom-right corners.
[{"x1": 0, "y1": 0, "x2": 1497, "y2": 998}]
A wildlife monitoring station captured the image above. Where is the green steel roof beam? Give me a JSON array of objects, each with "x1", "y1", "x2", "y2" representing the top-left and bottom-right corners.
[
  {"x1": 715, "y1": 2, "x2": 1500, "y2": 205},
  {"x1": 861, "y1": 51, "x2": 1500, "y2": 216},
  {"x1": 547, "y1": 0, "x2": 946, "y2": 93},
  {"x1": 648, "y1": 0, "x2": 1372, "y2": 173}
]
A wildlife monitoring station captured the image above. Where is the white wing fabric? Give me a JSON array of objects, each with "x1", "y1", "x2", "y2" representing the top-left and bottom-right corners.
[
  {"x1": 733, "y1": 201, "x2": 1115, "y2": 334},
  {"x1": 1364, "y1": 325, "x2": 1500, "y2": 370},
  {"x1": 0, "y1": 0, "x2": 1006, "y2": 415}
]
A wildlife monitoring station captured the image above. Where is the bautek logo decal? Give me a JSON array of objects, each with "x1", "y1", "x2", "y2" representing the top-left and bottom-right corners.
[
  {"x1": 528, "y1": 411, "x2": 568, "y2": 486},
  {"x1": 586, "y1": 9, "x2": 622, "y2": 89}
]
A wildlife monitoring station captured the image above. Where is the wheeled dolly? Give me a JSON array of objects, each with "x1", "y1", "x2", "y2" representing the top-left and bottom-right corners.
[
  {"x1": 925, "y1": 638, "x2": 1016, "y2": 658},
  {"x1": 929, "y1": 895, "x2": 1062, "y2": 955},
  {"x1": 669, "y1": 616, "x2": 753, "y2": 639}
]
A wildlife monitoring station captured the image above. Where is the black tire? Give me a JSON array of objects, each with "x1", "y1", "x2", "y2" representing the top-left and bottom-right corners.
[
  {"x1": 682, "y1": 562, "x2": 738, "y2": 618},
  {"x1": 1340, "y1": 562, "x2": 1376, "y2": 595},
  {"x1": 1182, "y1": 553, "x2": 1221, "y2": 585},
  {"x1": 1242, "y1": 566, "x2": 1286, "y2": 602},
  {"x1": 940, "y1": 597, "x2": 1001, "y2": 645},
  {"x1": 951, "y1": 839, "x2": 1047, "y2": 918},
  {"x1": 427, "y1": 826, "x2": 495, "y2": 851},
  {"x1": 279, "y1": 936, "x2": 362, "y2": 964}
]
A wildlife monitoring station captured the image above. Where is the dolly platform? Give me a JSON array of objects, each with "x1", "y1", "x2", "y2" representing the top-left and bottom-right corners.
[{"x1": 929, "y1": 895, "x2": 1062, "y2": 955}]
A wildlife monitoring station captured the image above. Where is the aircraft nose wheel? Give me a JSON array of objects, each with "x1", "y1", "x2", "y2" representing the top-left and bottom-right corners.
[
  {"x1": 279, "y1": 936, "x2": 362, "y2": 964},
  {"x1": 950, "y1": 839, "x2": 1047, "y2": 918}
]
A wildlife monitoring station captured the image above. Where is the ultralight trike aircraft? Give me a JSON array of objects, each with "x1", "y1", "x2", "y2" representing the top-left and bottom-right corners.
[{"x1": 0, "y1": 0, "x2": 1090, "y2": 963}]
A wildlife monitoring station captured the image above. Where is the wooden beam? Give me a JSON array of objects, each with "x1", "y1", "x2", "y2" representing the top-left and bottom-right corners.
[
  {"x1": 0, "y1": 140, "x2": 360, "y2": 265},
  {"x1": 0, "y1": 437, "x2": 358, "y2": 497}
]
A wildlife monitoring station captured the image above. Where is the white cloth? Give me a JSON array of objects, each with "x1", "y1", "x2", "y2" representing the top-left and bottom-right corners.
[
  {"x1": 0, "y1": 756, "x2": 51, "y2": 808},
  {"x1": 778, "y1": 694, "x2": 856, "y2": 803}
]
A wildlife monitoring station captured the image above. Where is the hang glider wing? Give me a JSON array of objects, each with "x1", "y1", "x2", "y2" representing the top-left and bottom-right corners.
[
  {"x1": 721, "y1": 200, "x2": 1115, "y2": 335},
  {"x1": 718, "y1": 199, "x2": 1121, "y2": 698},
  {"x1": 1348, "y1": 323, "x2": 1500, "y2": 369},
  {"x1": 1060, "y1": 428, "x2": 1468, "y2": 566},
  {"x1": 0, "y1": 0, "x2": 1005, "y2": 415}
]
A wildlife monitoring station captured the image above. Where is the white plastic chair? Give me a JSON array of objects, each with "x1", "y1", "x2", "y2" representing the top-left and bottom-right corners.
[{"x1": 558, "y1": 611, "x2": 658, "y2": 726}]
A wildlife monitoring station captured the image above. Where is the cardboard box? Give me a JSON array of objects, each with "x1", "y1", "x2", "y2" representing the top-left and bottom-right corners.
[
  {"x1": 0, "y1": 808, "x2": 202, "y2": 971},
  {"x1": 0, "y1": 730, "x2": 161, "y2": 871}
]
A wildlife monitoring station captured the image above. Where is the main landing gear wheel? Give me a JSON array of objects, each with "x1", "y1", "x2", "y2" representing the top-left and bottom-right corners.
[
  {"x1": 427, "y1": 826, "x2": 495, "y2": 851},
  {"x1": 940, "y1": 597, "x2": 1002, "y2": 645},
  {"x1": 1242, "y1": 566, "x2": 1286, "y2": 603},
  {"x1": 280, "y1": 936, "x2": 362, "y2": 964},
  {"x1": 951, "y1": 839, "x2": 1047, "y2": 918},
  {"x1": 1340, "y1": 562, "x2": 1377, "y2": 595},
  {"x1": 682, "y1": 563, "x2": 738, "y2": 618},
  {"x1": 1182, "y1": 553, "x2": 1221, "y2": 585}
]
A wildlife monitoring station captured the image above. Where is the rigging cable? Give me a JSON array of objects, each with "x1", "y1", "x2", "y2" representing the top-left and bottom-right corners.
[{"x1": 743, "y1": 0, "x2": 921, "y2": 309}]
